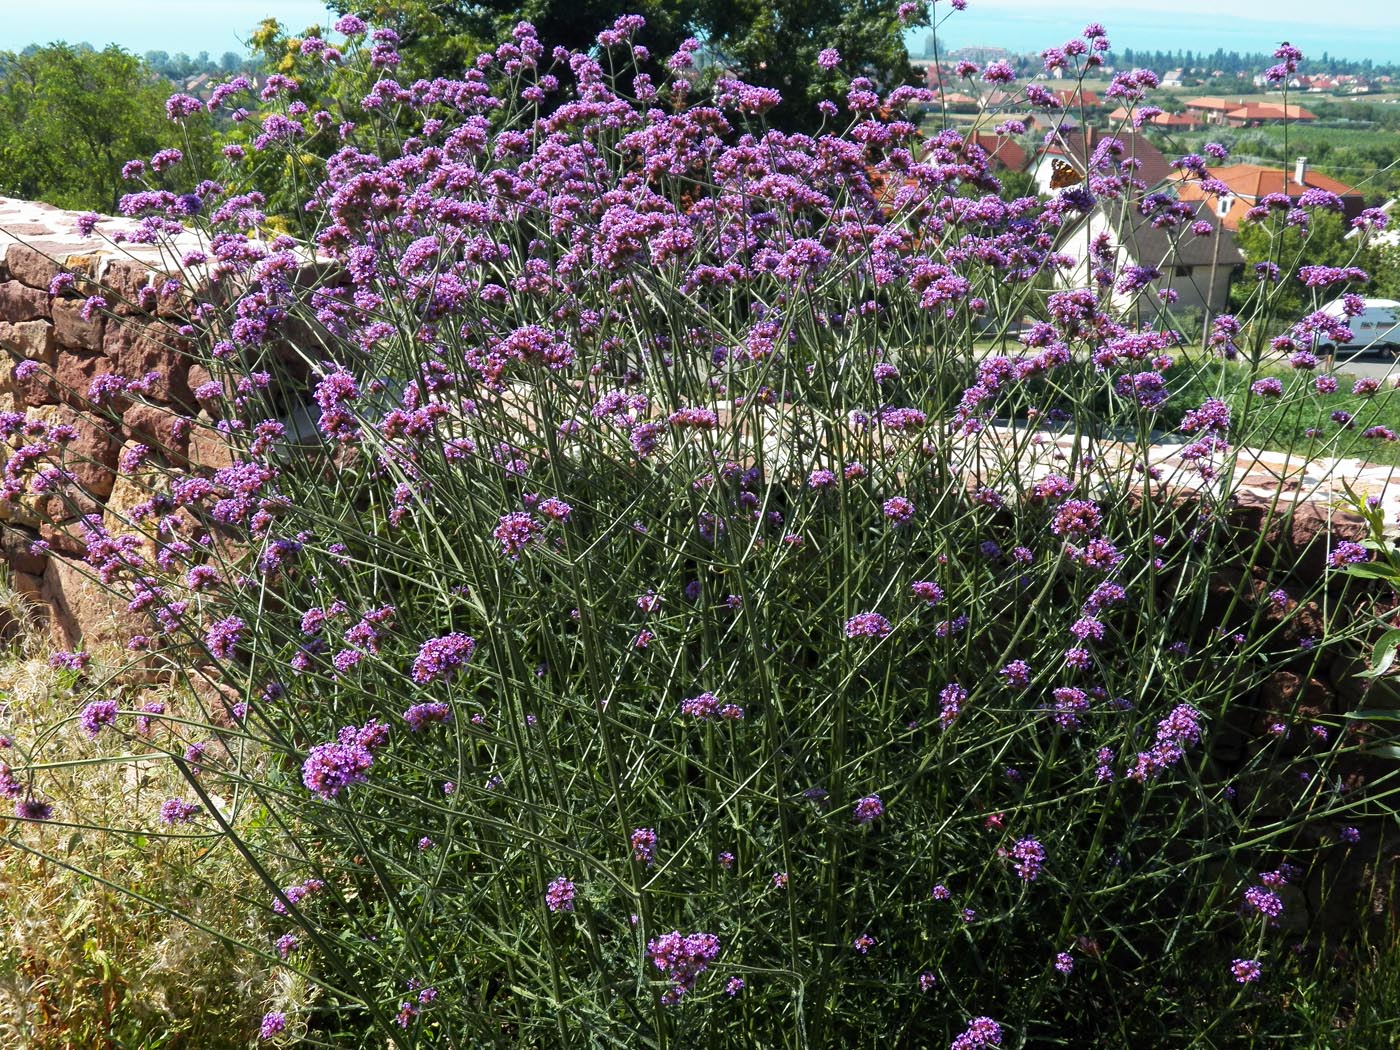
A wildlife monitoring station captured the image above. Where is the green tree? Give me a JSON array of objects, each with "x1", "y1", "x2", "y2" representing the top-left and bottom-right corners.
[
  {"x1": 1369, "y1": 241, "x2": 1400, "y2": 300},
  {"x1": 0, "y1": 44, "x2": 186, "y2": 212},
  {"x1": 327, "y1": 0, "x2": 699, "y2": 78},
  {"x1": 327, "y1": 0, "x2": 924, "y2": 130},
  {"x1": 1229, "y1": 210, "x2": 1361, "y2": 317},
  {"x1": 703, "y1": 0, "x2": 920, "y2": 129}
]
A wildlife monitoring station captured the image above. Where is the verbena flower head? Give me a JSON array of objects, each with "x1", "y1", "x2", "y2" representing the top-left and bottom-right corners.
[
  {"x1": 845, "y1": 612, "x2": 891, "y2": 640},
  {"x1": 403, "y1": 702, "x2": 453, "y2": 731},
  {"x1": 630, "y1": 827, "x2": 657, "y2": 864},
  {"x1": 1010, "y1": 837, "x2": 1046, "y2": 882},
  {"x1": 78, "y1": 700, "x2": 119, "y2": 739},
  {"x1": 648, "y1": 930, "x2": 720, "y2": 1003},
  {"x1": 301, "y1": 722, "x2": 387, "y2": 800},
  {"x1": 951, "y1": 1015, "x2": 1003, "y2": 1049},
  {"x1": 545, "y1": 876, "x2": 576, "y2": 913},
  {"x1": 853, "y1": 794, "x2": 885, "y2": 824},
  {"x1": 259, "y1": 1012, "x2": 288, "y2": 1039},
  {"x1": 1231, "y1": 958, "x2": 1261, "y2": 983},
  {"x1": 411, "y1": 633, "x2": 476, "y2": 684}
]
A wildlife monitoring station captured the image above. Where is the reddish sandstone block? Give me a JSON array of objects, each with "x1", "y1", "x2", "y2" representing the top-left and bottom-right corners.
[
  {"x1": 123, "y1": 401, "x2": 191, "y2": 460},
  {"x1": 100, "y1": 258, "x2": 155, "y2": 315},
  {"x1": 41, "y1": 553, "x2": 147, "y2": 650},
  {"x1": 4, "y1": 244, "x2": 61, "y2": 291},
  {"x1": 51, "y1": 297, "x2": 106, "y2": 352},
  {"x1": 0, "y1": 280, "x2": 50, "y2": 323},
  {"x1": 26, "y1": 403, "x2": 120, "y2": 501},
  {"x1": 104, "y1": 318, "x2": 193, "y2": 405}
]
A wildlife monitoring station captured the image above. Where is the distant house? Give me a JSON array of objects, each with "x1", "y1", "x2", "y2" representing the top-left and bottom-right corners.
[
  {"x1": 1030, "y1": 127, "x2": 1172, "y2": 197},
  {"x1": 1171, "y1": 158, "x2": 1367, "y2": 231},
  {"x1": 939, "y1": 92, "x2": 981, "y2": 110},
  {"x1": 1161, "y1": 68, "x2": 1186, "y2": 88},
  {"x1": 1106, "y1": 107, "x2": 1203, "y2": 131},
  {"x1": 1027, "y1": 112, "x2": 1078, "y2": 134},
  {"x1": 1223, "y1": 101, "x2": 1316, "y2": 126},
  {"x1": 1052, "y1": 88, "x2": 1102, "y2": 109},
  {"x1": 964, "y1": 132, "x2": 1027, "y2": 172},
  {"x1": 1183, "y1": 96, "x2": 1315, "y2": 125},
  {"x1": 1182, "y1": 96, "x2": 1237, "y2": 124},
  {"x1": 1054, "y1": 199, "x2": 1243, "y2": 318}
]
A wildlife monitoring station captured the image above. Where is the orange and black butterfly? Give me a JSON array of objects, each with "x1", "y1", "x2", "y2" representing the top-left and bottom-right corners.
[{"x1": 1049, "y1": 158, "x2": 1085, "y2": 189}]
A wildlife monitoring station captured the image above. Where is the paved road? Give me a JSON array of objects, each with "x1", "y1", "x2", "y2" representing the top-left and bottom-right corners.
[{"x1": 1330, "y1": 352, "x2": 1400, "y2": 384}]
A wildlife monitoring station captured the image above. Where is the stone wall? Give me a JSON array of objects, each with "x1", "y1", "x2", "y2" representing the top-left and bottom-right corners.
[{"x1": 0, "y1": 197, "x2": 215, "y2": 648}]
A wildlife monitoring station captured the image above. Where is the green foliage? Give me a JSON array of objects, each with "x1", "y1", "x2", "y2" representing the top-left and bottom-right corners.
[
  {"x1": 328, "y1": 0, "x2": 923, "y2": 130},
  {"x1": 322, "y1": 1, "x2": 698, "y2": 80},
  {"x1": 1230, "y1": 211, "x2": 1357, "y2": 317},
  {"x1": 0, "y1": 45, "x2": 179, "y2": 213},
  {"x1": 700, "y1": 0, "x2": 919, "y2": 129}
]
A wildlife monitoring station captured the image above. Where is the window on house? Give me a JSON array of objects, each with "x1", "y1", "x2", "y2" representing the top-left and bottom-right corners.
[
  {"x1": 1175, "y1": 265, "x2": 1191, "y2": 277},
  {"x1": 1216, "y1": 197, "x2": 1231, "y2": 218}
]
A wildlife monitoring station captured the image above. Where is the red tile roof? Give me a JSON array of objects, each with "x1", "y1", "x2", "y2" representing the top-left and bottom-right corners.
[
  {"x1": 967, "y1": 132, "x2": 1027, "y2": 171},
  {"x1": 1107, "y1": 107, "x2": 1202, "y2": 129},
  {"x1": 1052, "y1": 88, "x2": 1101, "y2": 108},
  {"x1": 1172, "y1": 163, "x2": 1364, "y2": 229},
  {"x1": 1225, "y1": 102, "x2": 1315, "y2": 121},
  {"x1": 1183, "y1": 96, "x2": 1237, "y2": 111}
]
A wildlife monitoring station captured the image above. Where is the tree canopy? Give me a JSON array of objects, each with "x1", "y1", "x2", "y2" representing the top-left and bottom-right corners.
[
  {"x1": 0, "y1": 44, "x2": 178, "y2": 212},
  {"x1": 325, "y1": 0, "x2": 925, "y2": 129}
]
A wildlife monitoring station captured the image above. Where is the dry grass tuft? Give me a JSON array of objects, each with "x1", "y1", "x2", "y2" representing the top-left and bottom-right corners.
[{"x1": 0, "y1": 604, "x2": 284, "y2": 1049}]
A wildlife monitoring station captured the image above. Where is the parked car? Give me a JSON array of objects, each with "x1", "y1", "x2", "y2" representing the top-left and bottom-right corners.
[{"x1": 1317, "y1": 297, "x2": 1400, "y2": 356}]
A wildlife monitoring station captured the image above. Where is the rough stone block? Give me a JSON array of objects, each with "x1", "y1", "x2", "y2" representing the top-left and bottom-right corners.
[
  {"x1": 104, "y1": 318, "x2": 192, "y2": 405},
  {"x1": 4, "y1": 244, "x2": 62, "y2": 291},
  {"x1": 51, "y1": 297, "x2": 106, "y2": 352},
  {"x1": 0, "y1": 280, "x2": 50, "y2": 323},
  {"x1": 0, "y1": 319, "x2": 57, "y2": 364},
  {"x1": 100, "y1": 258, "x2": 155, "y2": 315},
  {"x1": 41, "y1": 553, "x2": 145, "y2": 650},
  {"x1": 26, "y1": 403, "x2": 120, "y2": 501},
  {"x1": 123, "y1": 401, "x2": 191, "y2": 460}
]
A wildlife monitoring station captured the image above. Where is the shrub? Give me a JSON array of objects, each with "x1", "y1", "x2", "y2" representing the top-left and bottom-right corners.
[{"x1": 3, "y1": 15, "x2": 1399, "y2": 1048}]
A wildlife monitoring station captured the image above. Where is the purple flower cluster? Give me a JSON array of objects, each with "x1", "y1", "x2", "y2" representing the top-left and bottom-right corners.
[
  {"x1": 403, "y1": 702, "x2": 453, "y2": 731},
  {"x1": 160, "y1": 798, "x2": 201, "y2": 825},
  {"x1": 411, "y1": 633, "x2": 476, "y2": 684},
  {"x1": 301, "y1": 721, "x2": 388, "y2": 800},
  {"x1": 1231, "y1": 958, "x2": 1261, "y2": 983},
  {"x1": 681, "y1": 691, "x2": 719, "y2": 719},
  {"x1": 545, "y1": 876, "x2": 576, "y2": 913},
  {"x1": 630, "y1": 827, "x2": 657, "y2": 864},
  {"x1": 951, "y1": 1016, "x2": 1003, "y2": 1049},
  {"x1": 647, "y1": 930, "x2": 721, "y2": 1004},
  {"x1": 844, "y1": 612, "x2": 892, "y2": 640},
  {"x1": 78, "y1": 700, "x2": 119, "y2": 739},
  {"x1": 1126, "y1": 704, "x2": 1204, "y2": 782},
  {"x1": 1009, "y1": 837, "x2": 1046, "y2": 882},
  {"x1": 494, "y1": 512, "x2": 544, "y2": 559},
  {"x1": 853, "y1": 794, "x2": 885, "y2": 824}
]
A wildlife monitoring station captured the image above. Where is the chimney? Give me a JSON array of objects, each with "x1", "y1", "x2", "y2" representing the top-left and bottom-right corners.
[{"x1": 1294, "y1": 156, "x2": 1308, "y2": 187}]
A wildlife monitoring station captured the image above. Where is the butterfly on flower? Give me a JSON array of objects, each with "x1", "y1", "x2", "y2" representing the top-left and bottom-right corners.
[{"x1": 1049, "y1": 158, "x2": 1084, "y2": 189}]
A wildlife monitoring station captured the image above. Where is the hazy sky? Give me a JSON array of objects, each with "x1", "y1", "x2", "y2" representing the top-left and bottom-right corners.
[
  {"x1": 0, "y1": 1, "x2": 336, "y2": 55},
  {"x1": 926, "y1": 0, "x2": 1400, "y2": 63},
  {"x1": 0, "y1": 0, "x2": 1395, "y2": 63}
]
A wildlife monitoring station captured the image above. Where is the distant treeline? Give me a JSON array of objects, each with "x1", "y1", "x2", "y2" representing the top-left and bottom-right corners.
[
  {"x1": 7, "y1": 42, "x2": 255, "y2": 80},
  {"x1": 1106, "y1": 46, "x2": 1398, "y2": 79}
]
